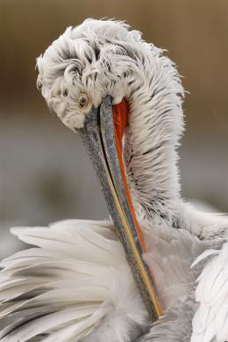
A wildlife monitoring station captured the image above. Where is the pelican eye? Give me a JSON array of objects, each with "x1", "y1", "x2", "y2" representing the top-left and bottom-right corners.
[{"x1": 79, "y1": 94, "x2": 90, "y2": 109}]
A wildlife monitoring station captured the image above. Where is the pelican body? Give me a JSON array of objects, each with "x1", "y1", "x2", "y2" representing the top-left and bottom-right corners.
[{"x1": 0, "y1": 19, "x2": 228, "y2": 342}]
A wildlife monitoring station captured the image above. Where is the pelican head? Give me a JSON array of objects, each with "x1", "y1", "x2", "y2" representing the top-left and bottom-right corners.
[
  {"x1": 37, "y1": 19, "x2": 184, "y2": 132},
  {"x1": 37, "y1": 19, "x2": 157, "y2": 129},
  {"x1": 37, "y1": 18, "x2": 184, "y2": 320}
]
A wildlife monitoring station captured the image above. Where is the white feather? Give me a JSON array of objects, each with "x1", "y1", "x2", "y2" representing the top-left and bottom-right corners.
[
  {"x1": 191, "y1": 241, "x2": 228, "y2": 342},
  {"x1": 0, "y1": 220, "x2": 148, "y2": 341}
]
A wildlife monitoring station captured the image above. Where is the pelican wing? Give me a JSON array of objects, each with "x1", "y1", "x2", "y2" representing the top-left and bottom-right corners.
[{"x1": 0, "y1": 220, "x2": 148, "y2": 341}]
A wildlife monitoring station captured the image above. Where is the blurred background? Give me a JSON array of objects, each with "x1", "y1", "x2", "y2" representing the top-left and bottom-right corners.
[{"x1": 0, "y1": 0, "x2": 228, "y2": 258}]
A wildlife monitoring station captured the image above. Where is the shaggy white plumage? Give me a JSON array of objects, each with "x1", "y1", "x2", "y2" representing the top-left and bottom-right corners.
[
  {"x1": 0, "y1": 221, "x2": 148, "y2": 341},
  {"x1": 1, "y1": 18, "x2": 228, "y2": 341},
  {"x1": 37, "y1": 18, "x2": 184, "y2": 221}
]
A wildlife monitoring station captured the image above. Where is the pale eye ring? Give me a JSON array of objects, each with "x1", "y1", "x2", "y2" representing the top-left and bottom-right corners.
[{"x1": 79, "y1": 94, "x2": 89, "y2": 109}]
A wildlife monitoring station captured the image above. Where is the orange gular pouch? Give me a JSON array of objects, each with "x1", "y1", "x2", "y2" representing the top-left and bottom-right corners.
[{"x1": 113, "y1": 99, "x2": 147, "y2": 253}]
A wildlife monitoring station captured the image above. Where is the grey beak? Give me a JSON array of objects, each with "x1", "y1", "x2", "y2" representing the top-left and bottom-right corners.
[{"x1": 78, "y1": 95, "x2": 162, "y2": 321}]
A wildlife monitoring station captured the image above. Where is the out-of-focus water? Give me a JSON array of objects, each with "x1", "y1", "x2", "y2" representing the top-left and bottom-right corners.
[{"x1": 1, "y1": 113, "x2": 228, "y2": 258}]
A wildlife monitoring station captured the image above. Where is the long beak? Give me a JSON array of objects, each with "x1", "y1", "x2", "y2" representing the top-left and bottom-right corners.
[{"x1": 78, "y1": 95, "x2": 162, "y2": 321}]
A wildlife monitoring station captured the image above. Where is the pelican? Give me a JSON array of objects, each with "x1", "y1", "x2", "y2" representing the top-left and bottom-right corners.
[{"x1": 0, "y1": 19, "x2": 228, "y2": 341}]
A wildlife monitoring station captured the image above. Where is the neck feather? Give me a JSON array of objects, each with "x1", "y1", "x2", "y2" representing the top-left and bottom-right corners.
[{"x1": 123, "y1": 49, "x2": 184, "y2": 222}]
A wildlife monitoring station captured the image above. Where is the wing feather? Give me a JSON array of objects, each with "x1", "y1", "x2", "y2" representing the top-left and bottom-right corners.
[
  {"x1": 191, "y1": 240, "x2": 228, "y2": 342},
  {"x1": 0, "y1": 306, "x2": 98, "y2": 342},
  {"x1": 11, "y1": 224, "x2": 124, "y2": 265},
  {"x1": 0, "y1": 219, "x2": 146, "y2": 341}
]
